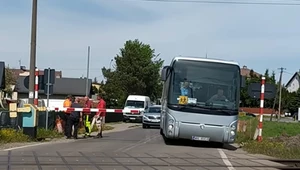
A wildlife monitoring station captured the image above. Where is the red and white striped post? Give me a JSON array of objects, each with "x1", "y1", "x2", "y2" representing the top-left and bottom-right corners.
[
  {"x1": 257, "y1": 76, "x2": 265, "y2": 142},
  {"x1": 34, "y1": 68, "x2": 39, "y2": 106}
]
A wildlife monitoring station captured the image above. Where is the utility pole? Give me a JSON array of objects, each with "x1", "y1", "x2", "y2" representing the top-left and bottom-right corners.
[
  {"x1": 277, "y1": 67, "x2": 286, "y2": 121},
  {"x1": 85, "y1": 46, "x2": 90, "y2": 97},
  {"x1": 28, "y1": 0, "x2": 38, "y2": 104}
]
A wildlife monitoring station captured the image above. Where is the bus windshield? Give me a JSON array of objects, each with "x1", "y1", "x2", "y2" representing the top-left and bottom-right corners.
[
  {"x1": 125, "y1": 100, "x2": 144, "y2": 109},
  {"x1": 167, "y1": 59, "x2": 240, "y2": 113}
]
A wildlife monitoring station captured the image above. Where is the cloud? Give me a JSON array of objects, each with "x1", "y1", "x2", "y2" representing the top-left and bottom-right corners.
[{"x1": 1, "y1": 0, "x2": 299, "y2": 83}]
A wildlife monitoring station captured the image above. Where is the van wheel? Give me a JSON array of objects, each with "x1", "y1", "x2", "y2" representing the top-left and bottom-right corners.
[{"x1": 142, "y1": 124, "x2": 147, "y2": 129}]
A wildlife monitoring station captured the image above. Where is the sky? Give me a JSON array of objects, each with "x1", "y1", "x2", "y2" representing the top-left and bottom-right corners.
[{"x1": 0, "y1": 0, "x2": 300, "y2": 84}]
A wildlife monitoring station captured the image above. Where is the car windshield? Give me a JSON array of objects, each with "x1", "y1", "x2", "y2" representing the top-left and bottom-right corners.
[
  {"x1": 147, "y1": 107, "x2": 161, "y2": 113},
  {"x1": 167, "y1": 59, "x2": 240, "y2": 112},
  {"x1": 125, "y1": 100, "x2": 144, "y2": 108}
]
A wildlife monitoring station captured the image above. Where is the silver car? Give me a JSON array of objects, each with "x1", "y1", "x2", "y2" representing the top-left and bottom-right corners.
[{"x1": 142, "y1": 105, "x2": 161, "y2": 128}]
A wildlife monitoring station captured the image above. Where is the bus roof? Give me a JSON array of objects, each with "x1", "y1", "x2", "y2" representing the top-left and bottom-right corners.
[{"x1": 172, "y1": 56, "x2": 239, "y2": 66}]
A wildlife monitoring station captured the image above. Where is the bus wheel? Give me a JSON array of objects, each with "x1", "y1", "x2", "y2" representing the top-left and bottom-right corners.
[{"x1": 163, "y1": 135, "x2": 173, "y2": 145}]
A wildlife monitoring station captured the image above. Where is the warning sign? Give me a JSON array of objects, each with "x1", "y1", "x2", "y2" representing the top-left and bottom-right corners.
[{"x1": 178, "y1": 96, "x2": 188, "y2": 104}]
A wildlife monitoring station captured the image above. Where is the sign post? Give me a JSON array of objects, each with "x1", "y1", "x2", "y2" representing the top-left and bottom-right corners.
[
  {"x1": 248, "y1": 77, "x2": 276, "y2": 142},
  {"x1": 43, "y1": 68, "x2": 55, "y2": 130}
]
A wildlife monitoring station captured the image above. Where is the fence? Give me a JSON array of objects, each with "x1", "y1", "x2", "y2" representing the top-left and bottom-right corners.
[{"x1": 0, "y1": 110, "x2": 124, "y2": 130}]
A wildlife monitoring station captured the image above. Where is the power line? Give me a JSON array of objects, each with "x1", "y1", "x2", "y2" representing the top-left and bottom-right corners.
[{"x1": 111, "y1": 0, "x2": 300, "y2": 6}]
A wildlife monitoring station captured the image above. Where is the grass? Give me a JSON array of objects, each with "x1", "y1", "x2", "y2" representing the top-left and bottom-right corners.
[
  {"x1": 237, "y1": 115, "x2": 300, "y2": 159},
  {"x1": 0, "y1": 124, "x2": 115, "y2": 144},
  {"x1": 0, "y1": 128, "x2": 63, "y2": 143}
]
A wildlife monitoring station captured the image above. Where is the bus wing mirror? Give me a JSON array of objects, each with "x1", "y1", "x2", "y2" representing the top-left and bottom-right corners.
[
  {"x1": 241, "y1": 76, "x2": 246, "y2": 88},
  {"x1": 161, "y1": 66, "x2": 171, "y2": 81}
]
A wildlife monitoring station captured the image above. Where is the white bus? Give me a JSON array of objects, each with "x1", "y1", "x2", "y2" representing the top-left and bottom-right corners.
[{"x1": 160, "y1": 56, "x2": 245, "y2": 146}]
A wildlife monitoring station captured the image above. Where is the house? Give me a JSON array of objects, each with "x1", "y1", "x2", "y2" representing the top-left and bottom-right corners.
[
  {"x1": 8, "y1": 68, "x2": 63, "y2": 100},
  {"x1": 285, "y1": 71, "x2": 300, "y2": 93},
  {"x1": 240, "y1": 65, "x2": 261, "y2": 78},
  {"x1": 15, "y1": 77, "x2": 93, "y2": 100},
  {"x1": 10, "y1": 68, "x2": 62, "y2": 79}
]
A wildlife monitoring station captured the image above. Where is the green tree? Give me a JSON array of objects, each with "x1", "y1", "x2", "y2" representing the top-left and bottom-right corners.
[
  {"x1": 102, "y1": 39, "x2": 164, "y2": 108},
  {"x1": 240, "y1": 69, "x2": 277, "y2": 108},
  {"x1": 3, "y1": 67, "x2": 16, "y2": 97}
]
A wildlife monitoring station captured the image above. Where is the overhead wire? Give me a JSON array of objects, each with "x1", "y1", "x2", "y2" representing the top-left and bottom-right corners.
[{"x1": 109, "y1": 0, "x2": 300, "y2": 6}]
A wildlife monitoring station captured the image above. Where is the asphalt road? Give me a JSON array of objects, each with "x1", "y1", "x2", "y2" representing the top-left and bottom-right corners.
[{"x1": 0, "y1": 125, "x2": 286, "y2": 170}]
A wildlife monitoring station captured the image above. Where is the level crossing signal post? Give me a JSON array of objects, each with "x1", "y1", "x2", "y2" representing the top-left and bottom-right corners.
[
  {"x1": 248, "y1": 76, "x2": 276, "y2": 142},
  {"x1": 22, "y1": 67, "x2": 56, "y2": 137}
]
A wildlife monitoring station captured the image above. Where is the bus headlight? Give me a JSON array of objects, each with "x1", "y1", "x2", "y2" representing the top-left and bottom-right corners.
[
  {"x1": 168, "y1": 119, "x2": 174, "y2": 124},
  {"x1": 231, "y1": 125, "x2": 236, "y2": 130},
  {"x1": 167, "y1": 114, "x2": 175, "y2": 135}
]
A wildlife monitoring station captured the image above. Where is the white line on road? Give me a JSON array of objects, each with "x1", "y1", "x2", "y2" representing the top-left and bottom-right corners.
[
  {"x1": 218, "y1": 148, "x2": 236, "y2": 170},
  {"x1": 121, "y1": 135, "x2": 161, "y2": 152},
  {"x1": 2, "y1": 140, "x2": 77, "y2": 151}
]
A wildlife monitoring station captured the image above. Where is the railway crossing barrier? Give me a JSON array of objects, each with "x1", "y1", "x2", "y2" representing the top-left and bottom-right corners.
[{"x1": 8, "y1": 103, "x2": 140, "y2": 138}]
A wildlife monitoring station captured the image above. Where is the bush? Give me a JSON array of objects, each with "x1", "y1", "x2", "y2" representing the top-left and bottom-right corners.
[{"x1": 0, "y1": 128, "x2": 30, "y2": 143}]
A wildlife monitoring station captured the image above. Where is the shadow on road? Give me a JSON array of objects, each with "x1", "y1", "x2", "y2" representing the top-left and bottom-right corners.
[
  {"x1": 146, "y1": 126, "x2": 237, "y2": 151},
  {"x1": 165, "y1": 139, "x2": 237, "y2": 151}
]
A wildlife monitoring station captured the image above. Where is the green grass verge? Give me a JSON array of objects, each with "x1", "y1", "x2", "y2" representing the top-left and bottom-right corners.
[
  {"x1": 0, "y1": 128, "x2": 63, "y2": 143},
  {"x1": 237, "y1": 116, "x2": 300, "y2": 159},
  {"x1": 0, "y1": 124, "x2": 115, "y2": 143}
]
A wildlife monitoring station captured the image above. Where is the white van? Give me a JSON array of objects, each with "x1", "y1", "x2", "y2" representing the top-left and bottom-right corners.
[{"x1": 123, "y1": 95, "x2": 151, "y2": 122}]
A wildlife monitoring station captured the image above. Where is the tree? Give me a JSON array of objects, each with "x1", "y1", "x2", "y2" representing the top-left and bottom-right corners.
[
  {"x1": 240, "y1": 69, "x2": 276, "y2": 108},
  {"x1": 101, "y1": 39, "x2": 164, "y2": 108},
  {"x1": 3, "y1": 67, "x2": 16, "y2": 97},
  {"x1": 0, "y1": 67, "x2": 16, "y2": 108}
]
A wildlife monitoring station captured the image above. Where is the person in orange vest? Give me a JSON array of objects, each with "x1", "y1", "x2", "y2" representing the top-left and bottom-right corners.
[{"x1": 63, "y1": 95, "x2": 72, "y2": 136}]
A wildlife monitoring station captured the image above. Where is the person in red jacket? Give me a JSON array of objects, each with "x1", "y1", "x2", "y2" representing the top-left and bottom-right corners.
[{"x1": 92, "y1": 94, "x2": 106, "y2": 138}]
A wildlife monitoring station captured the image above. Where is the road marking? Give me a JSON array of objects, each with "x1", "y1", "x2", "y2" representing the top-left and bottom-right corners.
[
  {"x1": 121, "y1": 135, "x2": 161, "y2": 152},
  {"x1": 218, "y1": 148, "x2": 236, "y2": 170},
  {"x1": 2, "y1": 140, "x2": 75, "y2": 151},
  {"x1": 3, "y1": 143, "x2": 51, "y2": 151},
  {"x1": 114, "y1": 134, "x2": 160, "y2": 152}
]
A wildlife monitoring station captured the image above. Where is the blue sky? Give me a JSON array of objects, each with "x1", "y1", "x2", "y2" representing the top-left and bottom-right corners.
[{"x1": 1, "y1": 0, "x2": 299, "y2": 84}]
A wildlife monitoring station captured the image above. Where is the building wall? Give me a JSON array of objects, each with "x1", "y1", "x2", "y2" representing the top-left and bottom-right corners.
[
  {"x1": 286, "y1": 75, "x2": 300, "y2": 93},
  {"x1": 18, "y1": 93, "x2": 69, "y2": 100}
]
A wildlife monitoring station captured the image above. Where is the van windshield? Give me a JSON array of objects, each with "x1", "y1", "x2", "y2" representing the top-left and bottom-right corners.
[{"x1": 125, "y1": 100, "x2": 144, "y2": 109}]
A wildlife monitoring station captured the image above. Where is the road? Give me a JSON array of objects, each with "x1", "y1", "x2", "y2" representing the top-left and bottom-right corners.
[{"x1": 0, "y1": 125, "x2": 287, "y2": 170}]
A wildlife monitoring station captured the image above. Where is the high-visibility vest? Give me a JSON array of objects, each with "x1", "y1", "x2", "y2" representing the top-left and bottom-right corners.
[{"x1": 63, "y1": 99, "x2": 72, "y2": 113}]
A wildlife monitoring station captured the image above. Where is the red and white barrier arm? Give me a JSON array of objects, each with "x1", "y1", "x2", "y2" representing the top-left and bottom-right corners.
[{"x1": 45, "y1": 107, "x2": 140, "y2": 114}]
